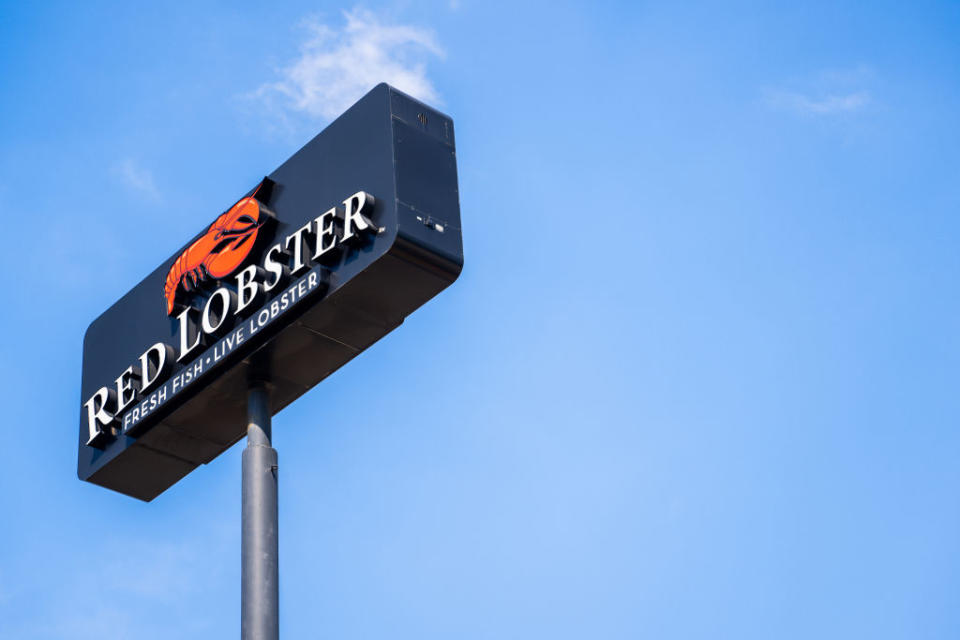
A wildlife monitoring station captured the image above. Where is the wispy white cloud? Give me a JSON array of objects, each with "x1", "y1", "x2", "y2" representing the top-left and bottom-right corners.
[
  {"x1": 764, "y1": 66, "x2": 874, "y2": 116},
  {"x1": 252, "y1": 8, "x2": 444, "y2": 124},
  {"x1": 764, "y1": 89, "x2": 871, "y2": 115},
  {"x1": 113, "y1": 158, "x2": 161, "y2": 201}
]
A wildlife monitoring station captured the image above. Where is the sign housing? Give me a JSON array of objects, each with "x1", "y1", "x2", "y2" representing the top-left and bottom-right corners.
[{"x1": 78, "y1": 84, "x2": 463, "y2": 500}]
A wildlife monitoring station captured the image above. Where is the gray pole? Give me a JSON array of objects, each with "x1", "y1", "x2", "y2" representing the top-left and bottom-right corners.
[{"x1": 242, "y1": 383, "x2": 279, "y2": 640}]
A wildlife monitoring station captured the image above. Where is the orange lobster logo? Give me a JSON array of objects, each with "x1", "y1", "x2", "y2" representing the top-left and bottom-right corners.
[{"x1": 164, "y1": 179, "x2": 274, "y2": 315}]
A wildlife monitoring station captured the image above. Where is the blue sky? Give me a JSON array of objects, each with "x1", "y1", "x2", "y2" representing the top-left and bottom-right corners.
[{"x1": 1, "y1": 1, "x2": 959, "y2": 638}]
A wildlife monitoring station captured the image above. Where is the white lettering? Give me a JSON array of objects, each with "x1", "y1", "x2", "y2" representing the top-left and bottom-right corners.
[
  {"x1": 202, "y1": 288, "x2": 234, "y2": 335},
  {"x1": 86, "y1": 189, "x2": 383, "y2": 448},
  {"x1": 177, "y1": 307, "x2": 203, "y2": 362},
  {"x1": 341, "y1": 191, "x2": 377, "y2": 242},
  {"x1": 84, "y1": 387, "x2": 115, "y2": 446},
  {"x1": 285, "y1": 222, "x2": 312, "y2": 275},
  {"x1": 235, "y1": 264, "x2": 262, "y2": 315},
  {"x1": 140, "y1": 343, "x2": 173, "y2": 393},
  {"x1": 263, "y1": 243, "x2": 288, "y2": 292},
  {"x1": 114, "y1": 366, "x2": 138, "y2": 414},
  {"x1": 313, "y1": 207, "x2": 339, "y2": 260}
]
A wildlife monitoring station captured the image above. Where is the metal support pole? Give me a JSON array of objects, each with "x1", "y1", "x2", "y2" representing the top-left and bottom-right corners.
[{"x1": 242, "y1": 384, "x2": 279, "y2": 640}]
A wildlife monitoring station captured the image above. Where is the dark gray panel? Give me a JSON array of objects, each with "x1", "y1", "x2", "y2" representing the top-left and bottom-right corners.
[{"x1": 78, "y1": 83, "x2": 463, "y2": 500}]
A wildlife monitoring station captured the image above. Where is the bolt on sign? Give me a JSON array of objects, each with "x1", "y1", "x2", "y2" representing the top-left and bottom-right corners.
[{"x1": 78, "y1": 84, "x2": 463, "y2": 501}]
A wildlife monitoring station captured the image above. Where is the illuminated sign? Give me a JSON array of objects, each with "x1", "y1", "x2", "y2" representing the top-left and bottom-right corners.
[{"x1": 78, "y1": 84, "x2": 462, "y2": 500}]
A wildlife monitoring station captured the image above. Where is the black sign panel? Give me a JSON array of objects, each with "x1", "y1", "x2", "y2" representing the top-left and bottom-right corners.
[{"x1": 78, "y1": 84, "x2": 462, "y2": 500}]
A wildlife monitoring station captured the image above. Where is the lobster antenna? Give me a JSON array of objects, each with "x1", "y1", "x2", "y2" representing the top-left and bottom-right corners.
[{"x1": 252, "y1": 177, "x2": 277, "y2": 205}]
